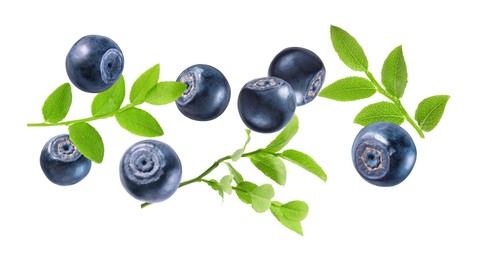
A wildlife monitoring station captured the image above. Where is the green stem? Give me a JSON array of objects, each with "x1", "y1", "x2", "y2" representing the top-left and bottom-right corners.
[
  {"x1": 179, "y1": 155, "x2": 232, "y2": 188},
  {"x1": 365, "y1": 71, "x2": 396, "y2": 101},
  {"x1": 365, "y1": 70, "x2": 425, "y2": 138},
  {"x1": 200, "y1": 179, "x2": 214, "y2": 185},
  {"x1": 241, "y1": 149, "x2": 269, "y2": 158},
  {"x1": 26, "y1": 103, "x2": 136, "y2": 127},
  {"x1": 394, "y1": 100, "x2": 425, "y2": 138},
  {"x1": 179, "y1": 149, "x2": 273, "y2": 188},
  {"x1": 141, "y1": 148, "x2": 277, "y2": 208}
]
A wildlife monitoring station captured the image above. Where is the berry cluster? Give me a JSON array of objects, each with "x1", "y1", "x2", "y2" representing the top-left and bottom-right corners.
[{"x1": 38, "y1": 35, "x2": 331, "y2": 197}]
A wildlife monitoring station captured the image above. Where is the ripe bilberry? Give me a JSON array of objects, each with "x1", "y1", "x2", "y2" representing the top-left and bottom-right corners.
[
  {"x1": 269, "y1": 47, "x2": 325, "y2": 106},
  {"x1": 238, "y1": 77, "x2": 296, "y2": 133},
  {"x1": 120, "y1": 140, "x2": 182, "y2": 203},
  {"x1": 66, "y1": 35, "x2": 124, "y2": 93},
  {"x1": 40, "y1": 134, "x2": 91, "y2": 186},
  {"x1": 352, "y1": 122, "x2": 417, "y2": 186},
  {"x1": 176, "y1": 64, "x2": 231, "y2": 121}
]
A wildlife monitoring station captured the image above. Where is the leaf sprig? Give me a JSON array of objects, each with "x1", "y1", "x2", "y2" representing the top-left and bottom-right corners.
[
  {"x1": 142, "y1": 115, "x2": 327, "y2": 235},
  {"x1": 27, "y1": 64, "x2": 187, "y2": 163},
  {"x1": 320, "y1": 25, "x2": 450, "y2": 138}
]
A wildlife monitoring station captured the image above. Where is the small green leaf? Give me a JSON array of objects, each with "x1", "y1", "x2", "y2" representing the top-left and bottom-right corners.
[
  {"x1": 381, "y1": 46, "x2": 408, "y2": 99},
  {"x1": 115, "y1": 107, "x2": 163, "y2": 137},
  {"x1": 415, "y1": 95, "x2": 450, "y2": 132},
  {"x1": 250, "y1": 153, "x2": 287, "y2": 186},
  {"x1": 330, "y1": 25, "x2": 368, "y2": 72},
  {"x1": 224, "y1": 162, "x2": 243, "y2": 184},
  {"x1": 265, "y1": 115, "x2": 298, "y2": 153},
  {"x1": 145, "y1": 81, "x2": 187, "y2": 106},
  {"x1": 42, "y1": 83, "x2": 72, "y2": 123},
  {"x1": 231, "y1": 149, "x2": 243, "y2": 161},
  {"x1": 206, "y1": 179, "x2": 224, "y2": 200},
  {"x1": 280, "y1": 201, "x2": 309, "y2": 222},
  {"x1": 220, "y1": 175, "x2": 234, "y2": 195},
  {"x1": 232, "y1": 129, "x2": 251, "y2": 161},
  {"x1": 270, "y1": 202, "x2": 304, "y2": 236},
  {"x1": 354, "y1": 101, "x2": 405, "y2": 126},
  {"x1": 68, "y1": 122, "x2": 104, "y2": 163},
  {"x1": 91, "y1": 75, "x2": 125, "y2": 116},
  {"x1": 129, "y1": 64, "x2": 160, "y2": 105},
  {"x1": 279, "y1": 149, "x2": 327, "y2": 182},
  {"x1": 318, "y1": 77, "x2": 376, "y2": 101},
  {"x1": 251, "y1": 184, "x2": 275, "y2": 213},
  {"x1": 235, "y1": 181, "x2": 257, "y2": 204}
]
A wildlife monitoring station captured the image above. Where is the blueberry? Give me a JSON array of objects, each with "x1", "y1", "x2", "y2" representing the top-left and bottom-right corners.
[
  {"x1": 268, "y1": 47, "x2": 326, "y2": 106},
  {"x1": 40, "y1": 134, "x2": 92, "y2": 186},
  {"x1": 66, "y1": 35, "x2": 124, "y2": 93},
  {"x1": 176, "y1": 64, "x2": 231, "y2": 121},
  {"x1": 120, "y1": 140, "x2": 182, "y2": 203},
  {"x1": 238, "y1": 77, "x2": 296, "y2": 133},
  {"x1": 352, "y1": 122, "x2": 417, "y2": 187}
]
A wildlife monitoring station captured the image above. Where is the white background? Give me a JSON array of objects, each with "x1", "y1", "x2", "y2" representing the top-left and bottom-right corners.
[{"x1": 1, "y1": 0, "x2": 476, "y2": 259}]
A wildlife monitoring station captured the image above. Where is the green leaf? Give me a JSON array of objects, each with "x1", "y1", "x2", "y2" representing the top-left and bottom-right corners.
[
  {"x1": 318, "y1": 77, "x2": 376, "y2": 101},
  {"x1": 251, "y1": 184, "x2": 275, "y2": 213},
  {"x1": 224, "y1": 162, "x2": 243, "y2": 184},
  {"x1": 280, "y1": 201, "x2": 309, "y2": 222},
  {"x1": 279, "y1": 149, "x2": 327, "y2": 182},
  {"x1": 381, "y1": 46, "x2": 408, "y2": 99},
  {"x1": 42, "y1": 83, "x2": 72, "y2": 123},
  {"x1": 68, "y1": 122, "x2": 104, "y2": 163},
  {"x1": 232, "y1": 129, "x2": 251, "y2": 161},
  {"x1": 354, "y1": 101, "x2": 404, "y2": 126},
  {"x1": 220, "y1": 175, "x2": 234, "y2": 195},
  {"x1": 270, "y1": 202, "x2": 304, "y2": 236},
  {"x1": 145, "y1": 81, "x2": 187, "y2": 106},
  {"x1": 235, "y1": 181, "x2": 257, "y2": 204},
  {"x1": 250, "y1": 153, "x2": 287, "y2": 186},
  {"x1": 330, "y1": 25, "x2": 368, "y2": 72},
  {"x1": 264, "y1": 115, "x2": 298, "y2": 153},
  {"x1": 129, "y1": 64, "x2": 160, "y2": 105},
  {"x1": 91, "y1": 75, "x2": 125, "y2": 116},
  {"x1": 115, "y1": 107, "x2": 164, "y2": 137},
  {"x1": 415, "y1": 95, "x2": 450, "y2": 132},
  {"x1": 206, "y1": 179, "x2": 224, "y2": 200}
]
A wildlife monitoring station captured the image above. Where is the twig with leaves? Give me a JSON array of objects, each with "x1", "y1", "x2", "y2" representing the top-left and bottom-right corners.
[
  {"x1": 319, "y1": 25, "x2": 450, "y2": 138},
  {"x1": 27, "y1": 64, "x2": 186, "y2": 163},
  {"x1": 143, "y1": 116, "x2": 327, "y2": 235}
]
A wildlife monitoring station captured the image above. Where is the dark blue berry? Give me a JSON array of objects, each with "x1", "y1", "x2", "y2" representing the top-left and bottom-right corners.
[
  {"x1": 66, "y1": 35, "x2": 124, "y2": 93},
  {"x1": 120, "y1": 140, "x2": 182, "y2": 203},
  {"x1": 176, "y1": 64, "x2": 231, "y2": 121},
  {"x1": 268, "y1": 47, "x2": 326, "y2": 106},
  {"x1": 238, "y1": 77, "x2": 296, "y2": 133},
  {"x1": 40, "y1": 134, "x2": 92, "y2": 186},
  {"x1": 352, "y1": 122, "x2": 417, "y2": 187}
]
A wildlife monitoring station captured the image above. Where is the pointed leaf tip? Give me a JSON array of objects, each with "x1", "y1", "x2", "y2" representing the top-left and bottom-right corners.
[
  {"x1": 381, "y1": 45, "x2": 408, "y2": 99},
  {"x1": 415, "y1": 95, "x2": 450, "y2": 132},
  {"x1": 330, "y1": 25, "x2": 368, "y2": 72}
]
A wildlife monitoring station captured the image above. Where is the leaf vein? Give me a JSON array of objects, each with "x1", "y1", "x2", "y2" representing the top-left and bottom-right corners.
[
  {"x1": 47, "y1": 88, "x2": 67, "y2": 121},
  {"x1": 337, "y1": 31, "x2": 366, "y2": 71},
  {"x1": 420, "y1": 98, "x2": 447, "y2": 127}
]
